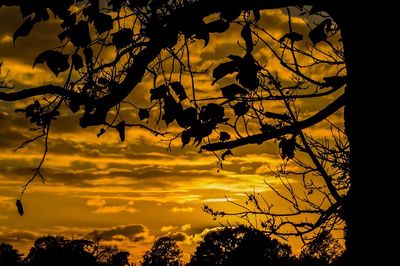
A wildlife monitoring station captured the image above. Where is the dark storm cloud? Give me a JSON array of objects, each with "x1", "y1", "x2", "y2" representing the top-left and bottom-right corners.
[
  {"x1": 87, "y1": 224, "x2": 146, "y2": 242},
  {"x1": 168, "y1": 232, "x2": 188, "y2": 242}
]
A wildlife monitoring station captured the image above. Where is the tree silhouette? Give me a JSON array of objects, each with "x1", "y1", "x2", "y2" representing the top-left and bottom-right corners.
[
  {"x1": 0, "y1": 0, "x2": 393, "y2": 264},
  {"x1": 141, "y1": 236, "x2": 182, "y2": 266},
  {"x1": 299, "y1": 230, "x2": 343, "y2": 265},
  {"x1": 25, "y1": 236, "x2": 98, "y2": 266},
  {"x1": 0, "y1": 243, "x2": 22, "y2": 266},
  {"x1": 187, "y1": 225, "x2": 293, "y2": 266}
]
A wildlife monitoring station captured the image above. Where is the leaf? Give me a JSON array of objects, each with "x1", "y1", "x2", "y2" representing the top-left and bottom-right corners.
[
  {"x1": 233, "y1": 102, "x2": 249, "y2": 116},
  {"x1": 69, "y1": 21, "x2": 91, "y2": 47},
  {"x1": 279, "y1": 137, "x2": 296, "y2": 160},
  {"x1": 16, "y1": 199, "x2": 23, "y2": 216},
  {"x1": 150, "y1": 84, "x2": 168, "y2": 101},
  {"x1": 181, "y1": 129, "x2": 191, "y2": 148},
  {"x1": 170, "y1": 82, "x2": 187, "y2": 102},
  {"x1": 221, "y1": 149, "x2": 233, "y2": 160},
  {"x1": 33, "y1": 50, "x2": 70, "y2": 76},
  {"x1": 199, "y1": 104, "x2": 225, "y2": 123},
  {"x1": 94, "y1": 13, "x2": 113, "y2": 34},
  {"x1": 279, "y1": 32, "x2": 303, "y2": 43},
  {"x1": 176, "y1": 107, "x2": 197, "y2": 128},
  {"x1": 212, "y1": 61, "x2": 238, "y2": 85},
  {"x1": 236, "y1": 53, "x2": 260, "y2": 90},
  {"x1": 162, "y1": 95, "x2": 182, "y2": 125},
  {"x1": 206, "y1": 20, "x2": 230, "y2": 33},
  {"x1": 241, "y1": 23, "x2": 253, "y2": 53},
  {"x1": 13, "y1": 16, "x2": 34, "y2": 43},
  {"x1": 112, "y1": 28, "x2": 133, "y2": 49},
  {"x1": 194, "y1": 29, "x2": 210, "y2": 47},
  {"x1": 72, "y1": 54, "x2": 83, "y2": 70},
  {"x1": 108, "y1": 0, "x2": 123, "y2": 11},
  {"x1": 115, "y1": 121, "x2": 126, "y2": 142},
  {"x1": 220, "y1": 9, "x2": 241, "y2": 22},
  {"x1": 97, "y1": 128, "x2": 106, "y2": 137},
  {"x1": 220, "y1": 83, "x2": 248, "y2": 99},
  {"x1": 219, "y1": 131, "x2": 230, "y2": 142},
  {"x1": 138, "y1": 108, "x2": 150, "y2": 120},
  {"x1": 308, "y1": 19, "x2": 332, "y2": 45}
]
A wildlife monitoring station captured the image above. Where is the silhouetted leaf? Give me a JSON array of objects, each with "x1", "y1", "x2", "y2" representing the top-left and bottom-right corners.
[
  {"x1": 241, "y1": 23, "x2": 253, "y2": 53},
  {"x1": 108, "y1": 0, "x2": 123, "y2": 11},
  {"x1": 194, "y1": 29, "x2": 210, "y2": 47},
  {"x1": 112, "y1": 28, "x2": 133, "y2": 49},
  {"x1": 116, "y1": 121, "x2": 126, "y2": 142},
  {"x1": 170, "y1": 82, "x2": 187, "y2": 102},
  {"x1": 71, "y1": 54, "x2": 83, "y2": 70},
  {"x1": 220, "y1": 9, "x2": 241, "y2": 22},
  {"x1": 176, "y1": 107, "x2": 197, "y2": 128},
  {"x1": 279, "y1": 32, "x2": 303, "y2": 43},
  {"x1": 219, "y1": 131, "x2": 230, "y2": 141},
  {"x1": 279, "y1": 137, "x2": 296, "y2": 159},
  {"x1": 94, "y1": 13, "x2": 113, "y2": 34},
  {"x1": 323, "y1": 76, "x2": 347, "y2": 89},
  {"x1": 200, "y1": 104, "x2": 225, "y2": 123},
  {"x1": 162, "y1": 95, "x2": 182, "y2": 125},
  {"x1": 138, "y1": 108, "x2": 150, "y2": 120},
  {"x1": 150, "y1": 84, "x2": 168, "y2": 101},
  {"x1": 16, "y1": 199, "x2": 23, "y2": 216},
  {"x1": 33, "y1": 50, "x2": 70, "y2": 76},
  {"x1": 68, "y1": 21, "x2": 91, "y2": 47},
  {"x1": 308, "y1": 19, "x2": 332, "y2": 45},
  {"x1": 212, "y1": 61, "x2": 238, "y2": 85},
  {"x1": 233, "y1": 102, "x2": 249, "y2": 116},
  {"x1": 13, "y1": 16, "x2": 34, "y2": 43},
  {"x1": 181, "y1": 129, "x2": 191, "y2": 148},
  {"x1": 206, "y1": 20, "x2": 230, "y2": 33},
  {"x1": 220, "y1": 84, "x2": 248, "y2": 99},
  {"x1": 236, "y1": 54, "x2": 260, "y2": 90},
  {"x1": 221, "y1": 149, "x2": 233, "y2": 160},
  {"x1": 97, "y1": 128, "x2": 106, "y2": 137}
]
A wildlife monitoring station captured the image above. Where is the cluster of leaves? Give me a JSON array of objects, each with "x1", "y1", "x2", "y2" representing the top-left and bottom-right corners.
[{"x1": 15, "y1": 100, "x2": 59, "y2": 128}]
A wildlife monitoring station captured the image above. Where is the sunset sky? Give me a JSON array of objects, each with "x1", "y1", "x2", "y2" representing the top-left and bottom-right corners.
[{"x1": 0, "y1": 4, "x2": 344, "y2": 264}]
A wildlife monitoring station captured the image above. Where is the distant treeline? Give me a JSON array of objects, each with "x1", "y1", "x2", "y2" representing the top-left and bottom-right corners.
[{"x1": 1, "y1": 225, "x2": 343, "y2": 266}]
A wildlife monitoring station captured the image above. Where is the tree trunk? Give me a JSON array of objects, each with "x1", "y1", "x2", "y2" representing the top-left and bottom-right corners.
[{"x1": 331, "y1": 3, "x2": 397, "y2": 264}]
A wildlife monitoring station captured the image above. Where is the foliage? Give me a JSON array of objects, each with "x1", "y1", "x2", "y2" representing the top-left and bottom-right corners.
[
  {"x1": 187, "y1": 225, "x2": 293, "y2": 266},
  {"x1": 142, "y1": 236, "x2": 182, "y2": 266},
  {"x1": 0, "y1": 243, "x2": 22, "y2": 266}
]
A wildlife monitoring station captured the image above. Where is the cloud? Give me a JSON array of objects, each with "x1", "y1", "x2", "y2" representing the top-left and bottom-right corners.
[
  {"x1": 161, "y1": 225, "x2": 178, "y2": 232},
  {"x1": 86, "y1": 198, "x2": 106, "y2": 207},
  {"x1": 170, "y1": 207, "x2": 194, "y2": 213},
  {"x1": 181, "y1": 224, "x2": 191, "y2": 231},
  {"x1": 0, "y1": 229, "x2": 40, "y2": 243},
  {"x1": 88, "y1": 224, "x2": 146, "y2": 242},
  {"x1": 94, "y1": 206, "x2": 137, "y2": 214}
]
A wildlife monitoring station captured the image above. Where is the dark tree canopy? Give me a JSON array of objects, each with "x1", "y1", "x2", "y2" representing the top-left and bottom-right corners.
[
  {"x1": 0, "y1": 243, "x2": 23, "y2": 266},
  {"x1": 188, "y1": 225, "x2": 293, "y2": 266},
  {"x1": 142, "y1": 236, "x2": 182, "y2": 266}
]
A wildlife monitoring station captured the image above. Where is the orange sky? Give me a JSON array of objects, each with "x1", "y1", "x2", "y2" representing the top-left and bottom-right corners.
[{"x1": 0, "y1": 5, "x2": 344, "y2": 264}]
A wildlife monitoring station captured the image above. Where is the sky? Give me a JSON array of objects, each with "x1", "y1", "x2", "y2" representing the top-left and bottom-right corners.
[{"x1": 0, "y1": 4, "x2": 344, "y2": 264}]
